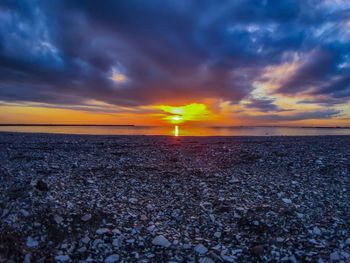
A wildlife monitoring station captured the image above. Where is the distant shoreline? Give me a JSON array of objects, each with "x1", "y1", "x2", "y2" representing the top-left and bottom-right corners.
[
  {"x1": 209, "y1": 125, "x2": 350, "y2": 129},
  {"x1": 0, "y1": 124, "x2": 135, "y2": 127}
]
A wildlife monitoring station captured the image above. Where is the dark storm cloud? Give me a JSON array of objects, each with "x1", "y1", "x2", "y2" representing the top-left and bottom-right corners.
[
  {"x1": 244, "y1": 98, "x2": 285, "y2": 112},
  {"x1": 244, "y1": 109, "x2": 341, "y2": 122},
  {"x1": 277, "y1": 45, "x2": 350, "y2": 102},
  {"x1": 0, "y1": 0, "x2": 349, "y2": 119}
]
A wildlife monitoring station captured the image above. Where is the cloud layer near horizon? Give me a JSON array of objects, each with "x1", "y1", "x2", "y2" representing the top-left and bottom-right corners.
[{"x1": 0, "y1": 0, "x2": 350, "y2": 124}]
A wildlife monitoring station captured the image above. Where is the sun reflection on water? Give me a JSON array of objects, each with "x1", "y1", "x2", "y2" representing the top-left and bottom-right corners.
[{"x1": 174, "y1": 125, "x2": 179, "y2": 136}]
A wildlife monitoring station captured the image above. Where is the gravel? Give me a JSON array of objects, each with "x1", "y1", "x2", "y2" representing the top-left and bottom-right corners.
[{"x1": 0, "y1": 132, "x2": 350, "y2": 262}]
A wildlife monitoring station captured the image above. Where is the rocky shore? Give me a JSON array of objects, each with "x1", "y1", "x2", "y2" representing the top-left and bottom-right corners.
[{"x1": 0, "y1": 132, "x2": 350, "y2": 262}]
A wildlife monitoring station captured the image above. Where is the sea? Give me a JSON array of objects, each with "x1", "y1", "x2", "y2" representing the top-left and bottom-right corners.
[{"x1": 0, "y1": 125, "x2": 350, "y2": 136}]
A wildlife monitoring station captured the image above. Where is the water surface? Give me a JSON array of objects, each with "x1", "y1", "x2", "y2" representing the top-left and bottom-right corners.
[{"x1": 1, "y1": 125, "x2": 350, "y2": 136}]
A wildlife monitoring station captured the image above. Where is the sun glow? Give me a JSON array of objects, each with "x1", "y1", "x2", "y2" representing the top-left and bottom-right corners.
[{"x1": 155, "y1": 103, "x2": 211, "y2": 124}]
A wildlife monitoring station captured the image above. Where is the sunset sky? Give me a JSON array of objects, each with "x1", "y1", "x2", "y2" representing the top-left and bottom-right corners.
[{"x1": 0, "y1": 0, "x2": 350, "y2": 126}]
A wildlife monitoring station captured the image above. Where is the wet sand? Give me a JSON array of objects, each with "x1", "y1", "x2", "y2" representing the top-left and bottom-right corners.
[{"x1": 0, "y1": 132, "x2": 350, "y2": 262}]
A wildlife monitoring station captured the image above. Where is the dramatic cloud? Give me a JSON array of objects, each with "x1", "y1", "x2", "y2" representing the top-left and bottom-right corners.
[
  {"x1": 0, "y1": 0, "x2": 349, "y2": 123},
  {"x1": 243, "y1": 98, "x2": 284, "y2": 112},
  {"x1": 242, "y1": 109, "x2": 341, "y2": 122}
]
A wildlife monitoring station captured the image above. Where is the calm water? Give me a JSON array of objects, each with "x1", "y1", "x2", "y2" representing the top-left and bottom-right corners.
[{"x1": 1, "y1": 125, "x2": 350, "y2": 136}]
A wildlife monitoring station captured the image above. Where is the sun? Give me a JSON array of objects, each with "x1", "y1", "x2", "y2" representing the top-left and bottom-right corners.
[{"x1": 155, "y1": 103, "x2": 212, "y2": 124}]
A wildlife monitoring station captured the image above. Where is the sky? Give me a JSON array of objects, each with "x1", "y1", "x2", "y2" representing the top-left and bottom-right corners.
[{"x1": 0, "y1": 0, "x2": 350, "y2": 126}]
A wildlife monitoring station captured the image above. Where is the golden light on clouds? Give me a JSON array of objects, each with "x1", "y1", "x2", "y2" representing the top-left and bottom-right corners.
[
  {"x1": 110, "y1": 73, "x2": 127, "y2": 83},
  {"x1": 110, "y1": 67, "x2": 127, "y2": 84}
]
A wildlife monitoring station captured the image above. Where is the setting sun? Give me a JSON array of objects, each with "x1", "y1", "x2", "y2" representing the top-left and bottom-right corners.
[{"x1": 155, "y1": 103, "x2": 212, "y2": 124}]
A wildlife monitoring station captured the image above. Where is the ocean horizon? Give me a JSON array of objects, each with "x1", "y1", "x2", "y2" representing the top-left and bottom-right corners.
[{"x1": 1, "y1": 124, "x2": 350, "y2": 136}]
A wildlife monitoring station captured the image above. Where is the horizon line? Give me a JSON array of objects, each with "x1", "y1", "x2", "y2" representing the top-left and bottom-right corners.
[{"x1": 0, "y1": 124, "x2": 350, "y2": 129}]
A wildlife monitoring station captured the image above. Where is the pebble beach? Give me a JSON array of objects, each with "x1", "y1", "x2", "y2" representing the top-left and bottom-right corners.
[{"x1": 1, "y1": 132, "x2": 350, "y2": 262}]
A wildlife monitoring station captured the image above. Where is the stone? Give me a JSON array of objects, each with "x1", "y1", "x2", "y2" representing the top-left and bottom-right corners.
[
  {"x1": 313, "y1": 227, "x2": 321, "y2": 235},
  {"x1": 78, "y1": 246, "x2": 87, "y2": 253},
  {"x1": 55, "y1": 255, "x2": 70, "y2": 262},
  {"x1": 345, "y1": 238, "x2": 350, "y2": 245},
  {"x1": 276, "y1": 237, "x2": 284, "y2": 242},
  {"x1": 147, "y1": 225, "x2": 155, "y2": 232},
  {"x1": 152, "y1": 235, "x2": 171, "y2": 248},
  {"x1": 81, "y1": 237, "x2": 90, "y2": 244},
  {"x1": 128, "y1": 198, "x2": 138, "y2": 204},
  {"x1": 330, "y1": 252, "x2": 340, "y2": 261},
  {"x1": 341, "y1": 252, "x2": 350, "y2": 259},
  {"x1": 214, "y1": 232, "x2": 221, "y2": 238},
  {"x1": 282, "y1": 198, "x2": 292, "y2": 204},
  {"x1": 113, "y1": 239, "x2": 120, "y2": 247},
  {"x1": 105, "y1": 254, "x2": 120, "y2": 262},
  {"x1": 96, "y1": 228, "x2": 110, "y2": 235},
  {"x1": 54, "y1": 214, "x2": 64, "y2": 224},
  {"x1": 26, "y1": 237, "x2": 38, "y2": 248},
  {"x1": 199, "y1": 257, "x2": 215, "y2": 263},
  {"x1": 289, "y1": 255, "x2": 298, "y2": 263},
  {"x1": 24, "y1": 254, "x2": 31, "y2": 263},
  {"x1": 229, "y1": 177, "x2": 240, "y2": 183},
  {"x1": 20, "y1": 209, "x2": 30, "y2": 217},
  {"x1": 194, "y1": 244, "x2": 208, "y2": 255},
  {"x1": 183, "y1": 244, "x2": 192, "y2": 249},
  {"x1": 81, "y1": 213, "x2": 92, "y2": 222},
  {"x1": 220, "y1": 250, "x2": 235, "y2": 262}
]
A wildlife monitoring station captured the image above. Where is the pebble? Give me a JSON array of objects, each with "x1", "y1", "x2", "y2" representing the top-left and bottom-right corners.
[
  {"x1": 105, "y1": 254, "x2": 120, "y2": 262},
  {"x1": 24, "y1": 254, "x2": 31, "y2": 263},
  {"x1": 96, "y1": 228, "x2": 110, "y2": 235},
  {"x1": 55, "y1": 255, "x2": 70, "y2": 262},
  {"x1": 313, "y1": 226, "x2": 321, "y2": 235},
  {"x1": 214, "y1": 232, "x2": 221, "y2": 238},
  {"x1": 26, "y1": 237, "x2": 38, "y2": 248},
  {"x1": 330, "y1": 251, "x2": 340, "y2": 261},
  {"x1": 147, "y1": 225, "x2": 155, "y2": 232},
  {"x1": 128, "y1": 198, "x2": 138, "y2": 204},
  {"x1": 152, "y1": 235, "x2": 171, "y2": 248},
  {"x1": 81, "y1": 237, "x2": 90, "y2": 244},
  {"x1": 345, "y1": 238, "x2": 350, "y2": 245},
  {"x1": 81, "y1": 213, "x2": 92, "y2": 222},
  {"x1": 183, "y1": 244, "x2": 192, "y2": 249},
  {"x1": 199, "y1": 257, "x2": 215, "y2": 263},
  {"x1": 229, "y1": 177, "x2": 240, "y2": 183},
  {"x1": 276, "y1": 237, "x2": 284, "y2": 242},
  {"x1": 112, "y1": 239, "x2": 120, "y2": 247},
  {"x1": 282, "y1": 198, "x2": 292, "y2": 204},
  {"x1": 194, "y1": 244, "x2": 208, "y2": 255},
  {"x1": 54, "y1": 214, "x2": 64, "y2": 224}
]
